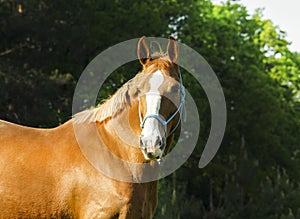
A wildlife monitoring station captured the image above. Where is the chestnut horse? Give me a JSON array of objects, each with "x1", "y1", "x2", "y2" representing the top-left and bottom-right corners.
[{"x1": 0, "y1": 36, "x2": 185, "y2": 218}]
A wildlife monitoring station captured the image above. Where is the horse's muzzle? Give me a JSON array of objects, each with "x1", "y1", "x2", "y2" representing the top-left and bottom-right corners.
[{"x1": 139, "y1": 135, "x2": 165, "y2": 160}]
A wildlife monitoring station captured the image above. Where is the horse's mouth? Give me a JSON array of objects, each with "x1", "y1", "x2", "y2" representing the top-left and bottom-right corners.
[
  {"x1": 140, "y1": 147, "x2": 163, "y2": 161},
  {"x1": 146, "y1": 153, "x2": 160, "y2": 160}
]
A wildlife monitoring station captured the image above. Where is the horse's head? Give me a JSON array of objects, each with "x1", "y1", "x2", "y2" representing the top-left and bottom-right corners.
[{"x1": 137, "y1": 36, "x2": 185, "y2": 162}]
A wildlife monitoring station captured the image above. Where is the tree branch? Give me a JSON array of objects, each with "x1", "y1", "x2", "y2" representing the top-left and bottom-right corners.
[{"x1": 0, "y1": 44, "x2": 26, "y2": 57}]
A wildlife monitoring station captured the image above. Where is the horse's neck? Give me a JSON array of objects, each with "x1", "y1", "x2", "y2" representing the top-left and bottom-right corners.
[
  {"x1": 102, "y1": 101, "x2": 145, "y2": 163},
  {"x1": 72, "y1": 100, "x2": 157, "y2": 182}
]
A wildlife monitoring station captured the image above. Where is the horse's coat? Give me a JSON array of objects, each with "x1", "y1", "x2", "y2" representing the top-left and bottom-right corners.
[{"x1": 0, "y1": 36, "x2": 182, "y2": 218}]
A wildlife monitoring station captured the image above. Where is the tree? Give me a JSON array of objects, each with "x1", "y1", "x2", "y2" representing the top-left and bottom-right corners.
[
  {"x1": 0, "y1": 0, "x2": 182, "y2": 125},
  {"x1": 155, "y1": 1, "x2": 300, "y2": 218}
]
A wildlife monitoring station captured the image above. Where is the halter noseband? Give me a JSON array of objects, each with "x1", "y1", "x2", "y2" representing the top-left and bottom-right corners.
[{"x1": 138, "y1": 72, "x2": 185, "y2": 140}]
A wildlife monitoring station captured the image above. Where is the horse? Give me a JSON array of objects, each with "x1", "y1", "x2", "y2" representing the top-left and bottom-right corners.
[{"x1": 0, "y1": 36, "x2": 185, "y2": 218}]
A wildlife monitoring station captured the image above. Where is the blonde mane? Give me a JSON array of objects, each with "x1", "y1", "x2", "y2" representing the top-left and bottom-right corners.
[{"x1": 73, "y1": 74, "x2": 142, "y2": 124}]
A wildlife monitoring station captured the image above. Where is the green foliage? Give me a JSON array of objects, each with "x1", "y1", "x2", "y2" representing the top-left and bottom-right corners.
[
  {"x1": 1, "y1": 0, "x2": 300, "y2": 218},
  {"x1": 163, "y1": 0, "x2": 300, "y2": 218},
  {"x1": 0, "y1": 0, "x2": 180, "y2": 125}
]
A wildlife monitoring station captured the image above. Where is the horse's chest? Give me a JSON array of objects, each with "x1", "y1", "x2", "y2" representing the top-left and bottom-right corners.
[{"x1": 75, "y1": 181, "x2": 157, "y2": 219}]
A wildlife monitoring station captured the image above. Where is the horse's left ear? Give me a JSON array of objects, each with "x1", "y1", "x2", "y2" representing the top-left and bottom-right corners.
[
  {"x1": 167, "y1": 36, "x2": 178, "y2": 63},
  {"x1": 138, "y1": 36, "x2": 150, "y2": 65}
]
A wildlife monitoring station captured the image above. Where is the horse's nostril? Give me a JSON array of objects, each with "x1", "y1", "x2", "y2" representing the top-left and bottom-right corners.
[
  {"x1": 140, "y1": 135, "x2": 163, "y2": 150},
  {"x1": 139, "y1": 138, "x2": 144, "y2": 147},
  {"x1": 155, "y1": 136, "x2": 163, "y2": 148}
]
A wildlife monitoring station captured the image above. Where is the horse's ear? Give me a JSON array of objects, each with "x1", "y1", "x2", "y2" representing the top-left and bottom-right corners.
[
  {"x1": 137, "y1": 36, "x2": 150, "y2": 65},
  {"x1": 167, "y1": 36, "x2": 178, "y2": 63}
]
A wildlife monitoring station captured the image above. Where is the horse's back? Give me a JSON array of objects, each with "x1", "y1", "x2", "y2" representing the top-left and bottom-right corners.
[
  {"x1": 0, "y1": 119, "x2": 49, "y2": 146},
  {"x1": 0, "y1": 119, "x2": 76, "y2": 218},
  {"x1": 0, "y1": 119, "x2": 60, "y2": 170}
]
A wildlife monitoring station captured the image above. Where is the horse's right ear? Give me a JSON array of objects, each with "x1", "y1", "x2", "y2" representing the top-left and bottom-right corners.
[{"x1": 137, "y1": 36, "x2": 150, "y2": 65}]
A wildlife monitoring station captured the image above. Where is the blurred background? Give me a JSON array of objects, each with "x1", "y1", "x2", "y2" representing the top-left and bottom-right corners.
[{"x1": 1, "y1": 0, "x2": 300, "y2": 218}]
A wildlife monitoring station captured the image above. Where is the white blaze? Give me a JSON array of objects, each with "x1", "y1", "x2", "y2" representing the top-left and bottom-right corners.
[
  {"x1": 148, "y1": 70, "x2": 164, "y2": 93},
  {"x1": 141, "y1": 70, "x2": 164, "y2": 155},
  {"x1": 145, "y1": 70, "x2": 164, "y2": 117}
]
